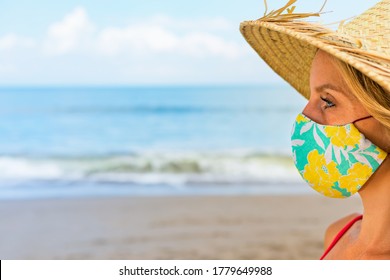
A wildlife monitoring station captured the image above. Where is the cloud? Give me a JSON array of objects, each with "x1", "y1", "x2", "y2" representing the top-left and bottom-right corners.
[
  {"x1": 96, "y1": 23, "x2": 242, "y2": 59},
  {"x1": 97, "y1": 25, "x2": 179, "y2": 55},
  {"x1": 0, "y1": 7, "x2": 257, "y2": 85},
  {"x1": 0, "y1": 34, "x2": 36, "y2": 51},
  {"x1": 39, "y1": 7, "x2": 241, "y2": 59},
  {"x1": 148, "y1": 15, "x2": 233, "y2": 31},
  {"x1": 180, "y1": 32, "x2": 241, "y2": 58},
  {"x1": 43, "y1": 7, "x2": 95, "y2": 55}
]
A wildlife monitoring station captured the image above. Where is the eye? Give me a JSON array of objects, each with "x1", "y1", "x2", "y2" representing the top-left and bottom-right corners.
[{"x1": 321, "y1": 97, "x2": 335, "y2": 109}]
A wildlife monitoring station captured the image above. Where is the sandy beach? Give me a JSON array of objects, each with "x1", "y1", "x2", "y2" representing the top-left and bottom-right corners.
[{"x1": 0, "y1": 194, "x2": 362, "y2": 260}]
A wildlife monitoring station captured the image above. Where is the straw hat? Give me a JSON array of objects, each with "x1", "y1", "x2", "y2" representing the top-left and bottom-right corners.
[{"x1": 240, "y1": 0, "x2": 390, "y2": 99}]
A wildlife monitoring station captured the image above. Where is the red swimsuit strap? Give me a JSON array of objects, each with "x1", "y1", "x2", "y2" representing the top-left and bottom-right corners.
[{"x1": 320, "y1": 215, "x2": 363, "y2": 260}]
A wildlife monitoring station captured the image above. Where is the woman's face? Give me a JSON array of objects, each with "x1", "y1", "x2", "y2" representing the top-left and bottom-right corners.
[
  {"x1": 303, "y1": 50, "x2": 390, "y2": 152},
  {"x1": 303, "y1": 50, "x2": 369, "y2": 125}
]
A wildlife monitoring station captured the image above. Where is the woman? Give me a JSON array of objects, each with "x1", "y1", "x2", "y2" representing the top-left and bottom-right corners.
[{"x1": 240, "y1": 0, "x2": 390, "y2": 259}]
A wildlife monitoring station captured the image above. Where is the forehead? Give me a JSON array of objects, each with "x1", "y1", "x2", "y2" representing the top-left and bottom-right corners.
[
  {"x1": 311, "y1": 51, "x2": 342, "y2": 82},
  {"x1": 310, "y1": 50, "x2": 348, "y2": 94},
  {"x1": 309, "y1": 50, "x2": 366, "y2": 111}
]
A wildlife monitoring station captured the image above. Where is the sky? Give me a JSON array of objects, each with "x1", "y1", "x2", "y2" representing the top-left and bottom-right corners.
[{"x1": 0, "y1": 0, "x2": 381, "y2": 86}]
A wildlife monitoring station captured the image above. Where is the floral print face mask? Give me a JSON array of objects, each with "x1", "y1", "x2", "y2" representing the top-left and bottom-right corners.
[{"x1": 291, "y1": 113, "x2": 387, "y2": 198}]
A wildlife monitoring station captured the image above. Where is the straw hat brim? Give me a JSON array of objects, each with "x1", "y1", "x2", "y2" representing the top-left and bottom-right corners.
[{"x1": 240, "y1": 20, "x2": 390, "y2": 100}]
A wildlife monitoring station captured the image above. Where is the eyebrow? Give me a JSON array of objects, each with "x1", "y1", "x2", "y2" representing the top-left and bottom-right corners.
[{"x1": 315, "y1": 83, "x2": 345, "y2": 94}]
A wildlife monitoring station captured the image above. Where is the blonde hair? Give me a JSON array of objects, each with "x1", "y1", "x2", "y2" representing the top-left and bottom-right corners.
[{"x1": 331, "y1": 55, "x2": 390, "y2": 133}]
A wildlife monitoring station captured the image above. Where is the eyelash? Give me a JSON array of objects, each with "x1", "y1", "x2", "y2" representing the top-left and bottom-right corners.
[{"x1": 321, "y1": 97, "x2": 335, "y2": 109}]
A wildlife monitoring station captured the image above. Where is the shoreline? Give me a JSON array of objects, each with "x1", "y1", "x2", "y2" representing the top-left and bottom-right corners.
[{"x1": 0, "y1": 194, "x2": 362, "y2": 260}]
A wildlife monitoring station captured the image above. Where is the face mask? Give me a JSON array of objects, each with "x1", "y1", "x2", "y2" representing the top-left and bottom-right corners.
[{"x1": 291, "y1": 113, "x2": 387, "y2": 198}]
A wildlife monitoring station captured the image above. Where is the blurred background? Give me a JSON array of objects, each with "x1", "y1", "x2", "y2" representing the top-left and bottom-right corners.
[
  {"x1": 0, "y1": 0, "x2": 378, "y2": 199},
  {"x1": 0, "y1": 0, "x2": 373, "y2": 259}
]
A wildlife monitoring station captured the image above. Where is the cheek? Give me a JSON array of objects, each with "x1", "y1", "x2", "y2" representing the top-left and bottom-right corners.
[
  {"x1": 357, "y1": 122, "x2": 390, "y2": 152},
  {"x1": 379, "y1": 129, "x2": 390, "y2": 152}
]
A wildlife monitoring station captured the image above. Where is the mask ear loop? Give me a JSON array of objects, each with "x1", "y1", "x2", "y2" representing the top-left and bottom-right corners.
[{"x1": 352, "y1": 115, "x2": 373, "y2": 124}]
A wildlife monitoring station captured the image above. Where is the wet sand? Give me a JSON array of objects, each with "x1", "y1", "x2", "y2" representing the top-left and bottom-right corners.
[{"x1": 0, "y1": 195, "x2": 362, "y2": 259}]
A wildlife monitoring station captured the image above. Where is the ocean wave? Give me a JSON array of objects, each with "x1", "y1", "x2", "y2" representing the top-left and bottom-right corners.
[{"x1": 0, "y1": 150, "x2": 301, "y2": 187}]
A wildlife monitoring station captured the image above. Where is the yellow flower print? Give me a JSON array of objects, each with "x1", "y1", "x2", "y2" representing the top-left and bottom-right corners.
[
  {"x1": 303, "y1": 150, "x2": 341, "y2": 192},
  {"x1": 378, "y1": 149, "x2": 387, "y2": 161},
  {"x1": 339, "y1": 163, "x2": 373, "y2": 194},
  {"x1": 296, "y1": 114, "x2": 308, "y2": 124},
  {"x1": 324, "y1": 125, "x2": 362, "y2": 148}
]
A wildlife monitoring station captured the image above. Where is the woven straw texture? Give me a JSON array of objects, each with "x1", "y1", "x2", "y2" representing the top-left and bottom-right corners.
[{"x1": 240, "y1": 0, "x2": 390, "y2": 99}]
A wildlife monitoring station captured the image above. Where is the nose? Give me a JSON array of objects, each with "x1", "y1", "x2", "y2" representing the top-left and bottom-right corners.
[{"x1": 302, "y1": 98, "x2": 322, "y2": 124}]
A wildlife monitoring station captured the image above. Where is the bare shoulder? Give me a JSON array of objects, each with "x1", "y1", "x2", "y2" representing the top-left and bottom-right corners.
[{"x1": 324, "y1": 213, "x2": 362, "y2": 250}]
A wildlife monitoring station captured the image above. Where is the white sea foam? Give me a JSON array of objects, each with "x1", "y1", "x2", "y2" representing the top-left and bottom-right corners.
[
  {"x1": 0, "y1": 157, "x2": 65, "y2": 180},
  {"x1": 0, "y1": 150, "x2": 302, "y2": 187}
]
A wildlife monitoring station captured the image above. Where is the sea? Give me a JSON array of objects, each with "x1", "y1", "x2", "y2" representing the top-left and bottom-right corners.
[{"x1": 0, "y1": 85, "x2": 310, "y2": 200}]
